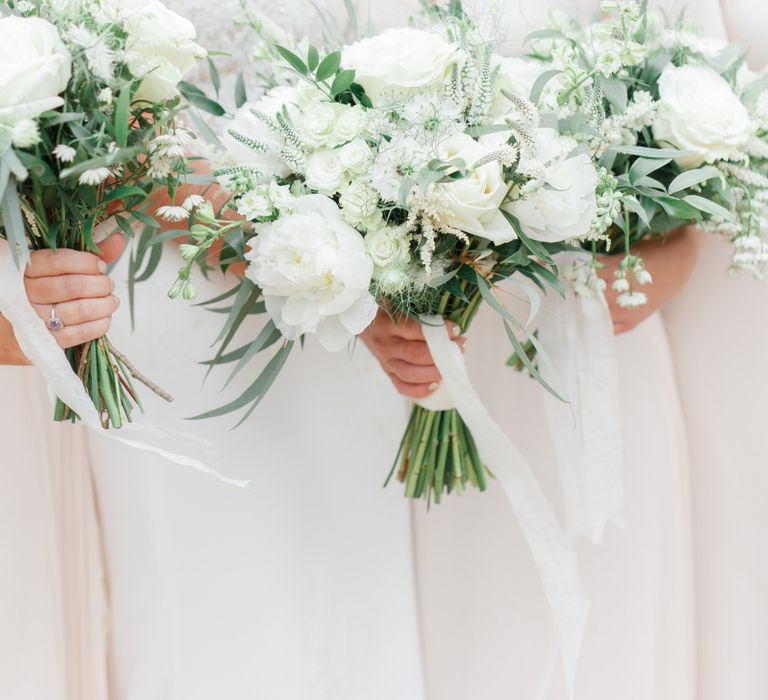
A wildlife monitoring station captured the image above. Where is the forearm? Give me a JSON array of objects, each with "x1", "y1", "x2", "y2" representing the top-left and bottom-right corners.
[{"x1": 0, "y1": 314, "x2": 30, "y2": 365}]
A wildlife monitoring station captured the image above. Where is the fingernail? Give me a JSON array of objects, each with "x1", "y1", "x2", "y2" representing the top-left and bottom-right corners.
[
  {"x1": 428, "y1": 381, "x2": 440, "y2": 392},
  {"x1": 98, "y1": 260, "x2": 107, "y2": 273},
  {"x1": 453, "y1": 324, "x2": 461, "y2": 336},
  {"x1": 114, "y1": 296, "x2": 120, "y2": 308}
]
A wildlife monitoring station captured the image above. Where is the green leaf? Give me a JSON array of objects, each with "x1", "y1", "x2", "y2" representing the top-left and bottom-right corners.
[
  {"x1": 668, "y1": 166, "x2": 721, "y2": 194},
  {"x1": 133, "y1": 239, "x2": 163, "y2": 283},
  {"x1": 129, "y1": 210, "x2": 161, "y2": 229},
  {"x1": 655, "y1": 195, "x2": 701, "y2": 220},
  {"x1": 114, "y1": 83, "x2": 132, "y2": 148},
  {"x1": 207, "y1": 57, "x2": 221, "y2": 97},
  {"x1": 523, "y1": 28, "x2": 575, "y2": 46},
  {"x1": 530, "y1": 70, "x2": 562, "y2": 105},
  {"x1": 234, "y1": 72, "x2": 248, "y2": 109},
  {"x1": 0, "y1": 179, "x2": 29, "y2": 267},
  {"x1": 331, "y1": 69, "x2": 356, "y2": 97},
  {"x1": 103, "y1": 185, "x2": 148, "y2": 205},
  {"x1": 742, "y1": 75, "x2": 768, "y2": 105},
  {"x1": 194, "y1": 284, "x2": 241, "y2": 307},
  {"x1": 189, "y1": 341, "x2": 294, "y2": 424},
  {"x1": 620, "y1": 196, "x2": 651, "y2": 227},
  {"x1": 307, "y1": 45, "x2": 320, "y2": 71},
  {"x1": 275, "y1": 45, "x2": 308, "y2": 75},
  {"x1": 503, "y1": 321, "x2": 567, "y2": 402},
  {"x1": 629, "y1": 157, "x2": 672, "y2": 184},
  {"x1": 610, "y1": 145, "x2": 694, "y2": 159},
  {"x1": 599, "y1": 76, "x2": 628, "y2": 113},
  {"x1": 181, "y1": 89, "x2": 226, "y2": 116},
  {"x1": 223, "y1": 320, "x2": 281, "y2": 389},
  {"x1": 59, "y1": 147, "x2": 140, "y2": 178},
  {"x1": 683, "y1": 195, "x2": 736, "y2": 222},
  {"x1": 316, "y1": 51, "x2": 342, "y2": 81}
]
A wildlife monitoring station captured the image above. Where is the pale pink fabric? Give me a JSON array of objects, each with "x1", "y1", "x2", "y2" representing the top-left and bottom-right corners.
[{"x1": 0, "y1": 366, "x2": 108, "y2": 700}]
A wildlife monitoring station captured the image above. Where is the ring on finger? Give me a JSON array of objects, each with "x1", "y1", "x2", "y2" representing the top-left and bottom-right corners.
[{"x1": 47, "y1": 305, "x2": 64, "y2": 331}]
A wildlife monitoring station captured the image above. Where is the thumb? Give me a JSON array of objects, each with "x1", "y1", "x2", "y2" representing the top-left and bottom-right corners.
[{"x1": 96, "y1": 233, "x2": 127, "y2": 265}]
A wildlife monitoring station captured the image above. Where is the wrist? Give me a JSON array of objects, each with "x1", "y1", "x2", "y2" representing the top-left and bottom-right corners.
[{"x1": 0, "y1": 314, "x2": 31, "y2": 365}]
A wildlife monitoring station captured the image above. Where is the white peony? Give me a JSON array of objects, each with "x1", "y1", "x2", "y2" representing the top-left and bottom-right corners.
[
  {"x1": 434, "y1": 133, "x2": 516, "y2": 245},
  {"x1": 0, "y1": 16, "x2": 71, "y2": 124},
  {"x1": 504, "y1": 128, "x2": 598, "y2": 242},
  {"x1": 117, "y1": 0, "x2": 206, "y2": 103},
  {"x1": 222, "y1": 86, "x2": 301, "y2": 181},
  {"x1": 304, "y1": 150, "x2": 346, "y2": 194},
  {"x1": 653, "y1": 64, "x2": 753, "y2": 169},
  {"x1": 245, "y1": 195, "x2": 377, "y2": 351},
  {"x1": 342, "y1": 27, "x2": 461, "y2": 104},
  {"x1": 489, "y1": 55, "x2": 544, "y2": 120}
]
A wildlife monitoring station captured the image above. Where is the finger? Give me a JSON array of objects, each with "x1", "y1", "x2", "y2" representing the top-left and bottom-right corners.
[
  {"x1": 25, "y1": 249, "x2": 107, "y2": 279},
  {"x1": 388, "y1": 316, "x2": 427, "y2": 341},
  {"x1": 388, "y1": 374, "x2": 434, "y2": 400},
  {"x1": 388, "y1": 358, "x2": 442, "y2": 385},
  {"x1": 53, "y1": 318, "x2": 112, "y2": 349},
  {"x1": 392, "y1": 339, "x2": 435, "y2": 366},
  {"x1": 25, "y1": 274, "x2": 114, "y2": 305},
  {"x1": 444, "y1": 320, "x2": 462, "y2": 338},
  {"x1": 96, "y1": 233, "x2": 127, "y2": 265},
  {"x1": 34, "y1": 295, "x2": 119, "y2": 326}
]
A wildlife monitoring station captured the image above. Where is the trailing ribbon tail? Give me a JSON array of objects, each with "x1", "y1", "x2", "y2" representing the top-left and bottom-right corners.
[
  {"x1": 0, "y1": 241, "x2": 250, "y2": 489},
  {"x1": 420, "y1": 315, "x2": 590, "y2": 700},
  {"x1": 538, "y1": 251, "x2": 625, "y2": 544}
]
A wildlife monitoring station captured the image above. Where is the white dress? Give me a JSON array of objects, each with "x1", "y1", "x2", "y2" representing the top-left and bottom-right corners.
[{"x1": 86, "y1": 2, "x2": 424, "y2": 699}]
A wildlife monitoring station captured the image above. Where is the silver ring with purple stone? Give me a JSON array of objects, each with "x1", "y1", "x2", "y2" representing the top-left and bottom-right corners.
[{"x1": 47, "y1": 306, "x2": 64, "y2": 331}]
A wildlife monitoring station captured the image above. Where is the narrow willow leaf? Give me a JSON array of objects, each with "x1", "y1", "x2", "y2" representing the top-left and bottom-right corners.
[
  {"x1": 523, "y1": 28, "x2": 575, "y2": 46},
  {"x1": 59, "y1": 147, "x2": 140, "y2": 179},
  {"x1": 0, "y1": 181, "x2": 29, "y2": 266},
  {"x1": 316, "y1": 51, "x2": 341, "y2": 81},
  {"x1": 114, "y1": 83, "x2": 132, "y2": 147},
  {"x1": 668, "y1": 166, "x2": 721, "y2": 194},
  {"x1": 189, "y1": 341, "x2": 294, "y2": 422},
  {"x1": 683, "y1": 195, "x2": 736, "y2": 222},
  {"x1": 199, "y1": 342, "x2": 252, "y2": 366},
  {"x1": 194, "y1": 284, "x2": 241, "y2": 307},
  {"x1": 504, "y1": 321, "x2": 567, "y2": 402},
  {"x1": 275, "y1": 45, "x2": 308, "y2": 75},
  {"x1": 610, "y1": 145, "x2": 694, "y2": 159},
  {"x1": 234, "y1": 72, "x2": 248, "y2": 109},
  {"x1": 207, "y1": 57, "x2": 221, "y2": 97},
  {"x1": 223, "y1": 320, "x2": 281, "y2": 389},
  {"x1": 133, "y1": 241, "x2": 162, "y2": 283},
  {"x1": 530, "y1": 69, "x2": 562, "y2": 105},
  {"x1": 629, "y1": 156, "x2": 672, "y2": 184}
]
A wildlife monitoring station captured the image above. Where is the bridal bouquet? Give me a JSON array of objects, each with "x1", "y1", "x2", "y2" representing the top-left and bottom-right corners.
[
  {"x1": 173, "y1": 1, "x2": 600, "y2": 502},
  {"x1": 0, "y1": 0, "x2": 206, "y2": 427},
  {"x1": 520, "y1": 0, "x2": 768, "y2": 303}
]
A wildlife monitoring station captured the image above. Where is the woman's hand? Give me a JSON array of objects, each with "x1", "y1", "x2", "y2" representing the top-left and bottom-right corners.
[
  {"x1": 360, "y1": 308, "x2": 465, "y2": 399},
  {"x1": 0, "y1": 234, "x2": 126, "y2": 365},
  {"x1": 599, "y1": 226, "x2": 702, "y2": 335}
]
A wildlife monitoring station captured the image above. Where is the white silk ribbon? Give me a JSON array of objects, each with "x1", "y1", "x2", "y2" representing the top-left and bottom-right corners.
[
  {"x1": 419, "y1": 314, "x2": 590, "y2": 700},
  {"x1": 537, "y1": 252, "x2": 625, "y2": 544},
  {"x1": 0, "y1": 241, "x2": 250, "y2": 489}
]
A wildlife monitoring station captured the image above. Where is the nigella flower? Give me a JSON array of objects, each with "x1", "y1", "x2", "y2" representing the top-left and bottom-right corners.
[
  {"x1": 78, "y1": 167, "x2": 111, "y2": 186},
  {"x1": 370, "y1": 135, "x2": 428, "y2": 203},
  {"x1": 156, "y1": 205, "x2": 189, "y2": 222},
  {"x1": 53, "y1": 144, "x2": 77, "y2": 163}
]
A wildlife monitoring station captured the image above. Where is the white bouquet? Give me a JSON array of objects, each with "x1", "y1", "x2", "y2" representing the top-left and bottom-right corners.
[
  {"x1": 0, "y1": 0, "x2": 206, "y2": 427},
  {"x1": 171, "y1": 1, "x2": 601, "y2": 502}
]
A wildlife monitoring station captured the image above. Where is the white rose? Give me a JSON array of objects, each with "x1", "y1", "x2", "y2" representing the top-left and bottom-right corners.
[
  {"x1": 342, "y1": 28, "x2": 460, "y2": 104},
  {"x1": 339, "y1": 180, "x2": 383, "y2": 231},
  {"x1": 305, "y1": 150, "x2": 346, "y2": 195},
  {"x1": 339, "y1": 139, "x2": 374, "y2": 175},
  {"x1": 333, "y1": 106, "x2": 367, "y2": 144},
  {"x1": 366, "y1": 227, "x2": 410, "y2": 269},
  {"x1": 489, "y1": 56, "x2": 544, "y2": 120},
  {"x1": 0, "y1": 17, "x2": 71, "y2": 124},
  {"x1": 434, "y1": 133, "x2": 516, "y2": 245},
  {"x1": 653, "y1": 64, "x2": 753, "y2": 169},
  {"x1": 504, "y1": 128, "x2": 598, "y2": 243},
  {"x1": 222, "y1": 87, "x2": 301, "y2": 181},
  {"x1": 246, "y1": 195, "x2": 377, "y2": 351},
  {"x1": 298, "y1": 101, "x2": 348, "y2": 149},
  {"x1": 119, "y1": 0, "x2": 206, "y2": 103}
]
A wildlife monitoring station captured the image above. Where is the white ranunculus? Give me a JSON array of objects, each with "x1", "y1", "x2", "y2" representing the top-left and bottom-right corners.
[
  {"x1": 504, "y1": 128, "x2": 598, "y2": 243},
  {"x1": 489, "y1": 56, "x2": 544, "y2": 120},
  {"x1": 653, "y1": 64, "x2": 753, "y2": 169},
  {"x1": 434, "y1": 133, "x2": 516, "y2": 245},
  {"x1": 342, "y1": 27, "x2": 460, "y2": 104},
  {"x1": 245, "y1": 195, "x2": 377, "y2": 351},
  {"x1": 366, "y1": 226, "x2": 410, "y2": 269},
  {"x1": 118, "y1": 0, "x2": 206, "y2": 103},
  {"x1": 222, "y1": 86, "x2": 301, "y2": 181},
  {"x1": 338, "y1": 139, "x2": 374, "y2": 175},
  {"x1": 0, "y1": 16, "x2": 71, "y2": 124},
  {"x1": 305, "y1": 150, "x2": 346, "y2": 195}
]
